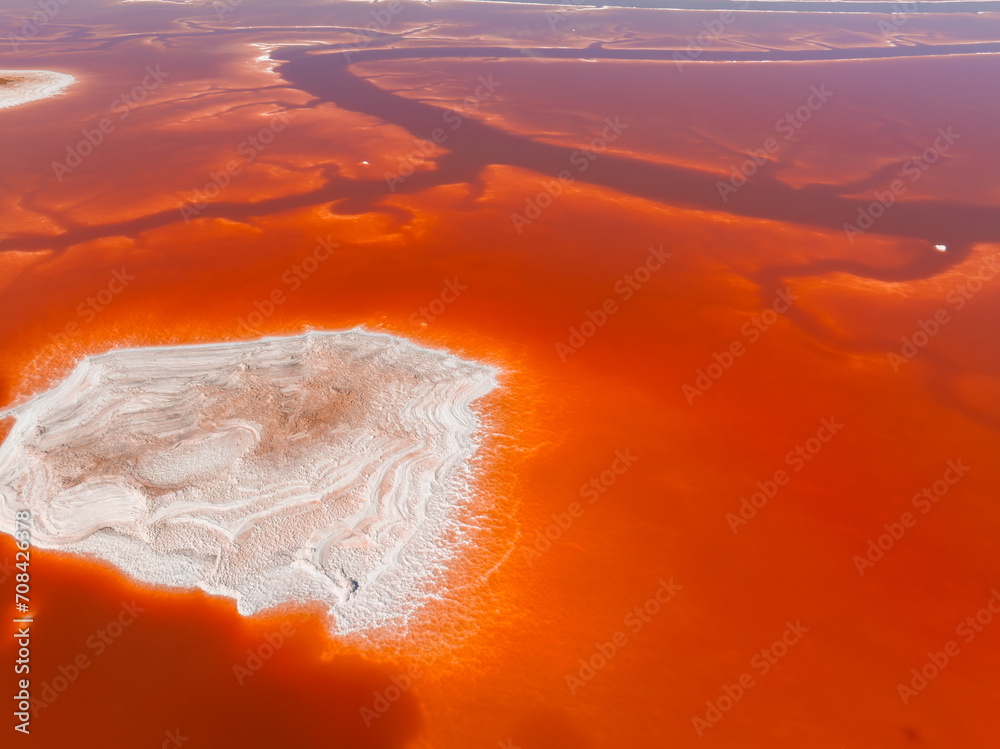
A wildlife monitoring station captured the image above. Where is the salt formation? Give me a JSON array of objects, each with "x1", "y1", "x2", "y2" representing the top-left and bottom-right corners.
[
  {"x1": 0, "y1": 330, "x2": 499, "y2": 633},
  {"x1": 0, "y1": 70, "x2": 75, "y2": 110}
]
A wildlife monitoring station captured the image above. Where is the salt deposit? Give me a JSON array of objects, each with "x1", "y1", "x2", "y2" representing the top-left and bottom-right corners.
[
  {"x1": 0, "y1": 330, "x2": 499, "y2": 634},
  {"x1": 0, "y1": 70, "x2": 75, "y2": 110}
]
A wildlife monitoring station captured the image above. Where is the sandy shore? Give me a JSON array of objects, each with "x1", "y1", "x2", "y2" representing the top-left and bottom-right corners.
[{"x1": 0, "y1": 70, "x2": 75, "y2": 110}]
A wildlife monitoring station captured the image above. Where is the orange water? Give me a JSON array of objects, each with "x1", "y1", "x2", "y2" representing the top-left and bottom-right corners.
[{"x1": 2, "y1": 2, "x2": 1000, "y2": 747}]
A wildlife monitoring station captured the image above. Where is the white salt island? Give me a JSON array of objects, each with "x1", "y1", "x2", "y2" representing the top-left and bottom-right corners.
[
  {"x1": 0, "y1": 330, "x2": 499, "y2": 634},
  {"x1": 0, "y1": 70, "x2": 75, "y2": 109}
]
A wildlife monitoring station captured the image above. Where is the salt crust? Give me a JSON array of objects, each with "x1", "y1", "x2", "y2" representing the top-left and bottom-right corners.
[
  {"x1": 0, "y1": 330, "x2": 499, "y2": 634},
  {"x1": 0, "y1": 70, "x2": 75, "y2": 110}
]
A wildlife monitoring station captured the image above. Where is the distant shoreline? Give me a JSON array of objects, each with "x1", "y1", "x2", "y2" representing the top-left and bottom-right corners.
[{"x1": 0, "y1": 70, "x2": 75, "y2": 110}]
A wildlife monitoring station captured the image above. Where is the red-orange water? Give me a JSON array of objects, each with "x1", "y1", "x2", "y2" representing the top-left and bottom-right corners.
[{"x1": 2, "y1": 1, "x2": 999, "y2": 747}]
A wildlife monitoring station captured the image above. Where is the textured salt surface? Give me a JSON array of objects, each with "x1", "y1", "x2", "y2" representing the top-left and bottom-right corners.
[
  {"x1": 0, "y1": 330, "x2": 499, "y2": 634},
  {"x1": 0, "y1": 70, "x2": 75, "y2": 110}
]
